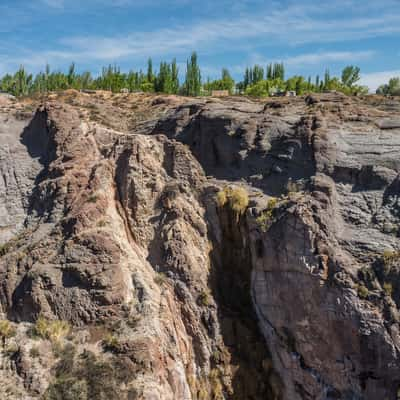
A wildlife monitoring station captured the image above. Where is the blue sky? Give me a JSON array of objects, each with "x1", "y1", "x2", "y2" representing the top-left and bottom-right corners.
[{"x1": 1, "y1": 0, "x2": 399, "y2": 90}]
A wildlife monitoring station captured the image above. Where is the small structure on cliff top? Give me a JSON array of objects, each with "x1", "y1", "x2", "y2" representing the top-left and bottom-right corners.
[{"x1": 211, "y1": 90, "x2": 229, "y2": 97}]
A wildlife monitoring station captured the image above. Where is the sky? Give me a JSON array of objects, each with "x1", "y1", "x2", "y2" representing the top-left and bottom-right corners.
[{"x1": 0, "y1": 0, "x2": 399, "y2": 91}]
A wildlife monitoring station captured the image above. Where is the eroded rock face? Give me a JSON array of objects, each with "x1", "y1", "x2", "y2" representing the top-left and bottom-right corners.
[
  {"x1": 154, "y1": 93, "x2": 400, "y2": 399},
  {"x1": 0, "y1": 92, "x2": 400, "y2": 399}
]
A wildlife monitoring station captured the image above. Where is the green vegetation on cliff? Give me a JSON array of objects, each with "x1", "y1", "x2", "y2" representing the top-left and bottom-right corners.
[{"x1": 0, "y1": 52, "x2": 383, "y2": 97}]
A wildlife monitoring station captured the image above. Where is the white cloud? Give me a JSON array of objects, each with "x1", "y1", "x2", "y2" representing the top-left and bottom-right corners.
[
  {"x1": 33, "y1": 4, "x2": 398, "y2": 66},
  {"x1": 212, "y1": 51, "x2": 376, "y2": 79},
  {"x1": 285, "y1": 51, "x2": 375, "y2": 66},
  {"x1": 360, "y1": 70, "x2": 400, "y2": 92},
  {"x1": 0, "y1": 0, "x2": 398, "y2": 85}
]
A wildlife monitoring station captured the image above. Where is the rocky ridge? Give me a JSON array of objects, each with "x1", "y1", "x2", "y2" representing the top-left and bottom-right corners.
[{"x1": 0, "y1": 90, "x2": 400, "y2": 399}]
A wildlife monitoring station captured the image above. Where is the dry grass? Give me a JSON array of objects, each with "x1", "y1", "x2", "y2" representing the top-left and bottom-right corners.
[
  {"x1": 102, "y1": 333, "x2": 121, "y2": 353},
  {"x1": 216, "y1": 186, "x2": 249, "y2": 215},
  {"x1": 256, "y1": 198, "x2": 278, "y2": 232},
  {"x1": 0, "y1": 320, "x2": 16, "y2": 342},
  {"x1": 382, "y1": 250, "x2": 400, "y2": 266},
  {"x1": 33, "y1": 316, "x2": 70, "y2": 343},
  {"x1": 0, "y1": 242, "x2": 13, "y2": 257},
  {"x1": 383, "y1": 282, "x2": 393, "y2": 297}
]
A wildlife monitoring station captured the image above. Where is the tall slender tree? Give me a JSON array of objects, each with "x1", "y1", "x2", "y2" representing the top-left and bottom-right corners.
[
  {"x1": 171, "y1": 59, "x2": 179, "y2": 94},
  {"x1": 147, "y1": 58, "x2": 154, "y2": 83},
  {"x1": 184, "y1": 52, "x2": 201, "y2": 96}
]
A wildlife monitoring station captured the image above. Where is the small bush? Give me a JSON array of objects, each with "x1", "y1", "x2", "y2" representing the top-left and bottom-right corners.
[
  {"x1": 29, "y1": 346, "x2": 40, "y2": 358},
  {"x1": 209, "y1": 369, "x2": 224, "y2": 400},
  {"x1": 216, "y1": 187, "x2": 249, "y2": 215},
  {"x1": 102, "y1": 334, "x2": 121, "y2": 353},
  {"x1": 44, "y1": 377, "x2": 87, "y2": 400},
  {"x1": 198, "y1": 291, "x2": 211, "y2": 307},
  {"x1": 154, "y1": 272, "x2": 167, "y2": 286},
  {"x1": 382, "y1": 250, "x2": 400, "y2": 267},
  {"x1": 4, "y1": 344, "x2": 19, "y2": 357},
  {"x1": 357, "y1": 284, "x2": 369, "y2": 299},
  {"x1": 87, "y1": 194, "x2": 99, "y2": 203},
  {"x1": 216, "y1": 190, "x2": 227, "y2": 208},
  {"x1": 383, "y1": 282, "x2": 393, "y2": 297},
  {"x1": 0, "y1": 320, "x2": 16, "y2": 343},
  {"x1": 256, "y1": 198, "x2": 278, "y2": 232},
  {"x1": 0, "y1": 242, "x2": 12, "y2": 257},
  {"x1": 97, "y1": 219, "x2": 107, "y2": 228},
  {"x1": 33, "y1": 316, "x2": 70, "y2": 343}
]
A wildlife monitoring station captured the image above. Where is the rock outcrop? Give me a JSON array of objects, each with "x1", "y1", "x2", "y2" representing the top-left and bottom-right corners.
[{"x1": 0, "y1": 91, "x2": 400, "y2": 399}]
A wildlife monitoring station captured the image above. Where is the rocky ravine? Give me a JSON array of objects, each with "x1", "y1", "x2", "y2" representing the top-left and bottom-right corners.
[{"x1": 0, "y1": 90, "x2": 400, "y2": 399}]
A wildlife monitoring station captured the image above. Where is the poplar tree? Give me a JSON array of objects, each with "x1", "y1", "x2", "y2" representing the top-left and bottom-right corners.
[
  {"x1": 184, "y1": 52, "x2": 201, "y2": 96},
  {"x1": 147, "y1": 58, "x2": 154, "y2": 83},
  {"x1": 171, "y1": 59, "x2": 179, "y2": 94},
  {"x1": 67, "y1": 63, "x2": 76, "y2": 87},
  {"x1": 267, "y1": 64, "x2": 273, "y2": 80},
  {"x1": 252, "y1": 65, "x2": 264, "y2": 84}
]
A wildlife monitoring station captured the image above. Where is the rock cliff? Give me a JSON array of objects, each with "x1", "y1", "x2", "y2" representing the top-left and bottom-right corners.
[{"x1": 0, "y1": 90, "x2": 400, "y2": 399}]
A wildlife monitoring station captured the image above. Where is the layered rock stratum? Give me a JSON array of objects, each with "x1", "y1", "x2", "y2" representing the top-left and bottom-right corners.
[{"x1": 1, "y1": 90, "x2": 400, "y2": 399}]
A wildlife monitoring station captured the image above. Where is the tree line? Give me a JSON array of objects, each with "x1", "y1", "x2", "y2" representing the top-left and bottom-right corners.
[
  {"x1": 0, "y1": 51, "x2": 395, "y2": 98},
  {"x1": 377, "y1": 78, "x2": 400, "y2": 96}
]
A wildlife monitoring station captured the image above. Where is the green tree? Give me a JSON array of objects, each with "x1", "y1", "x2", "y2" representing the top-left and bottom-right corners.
[
  {"x1": 388, "y1": 77, "x2": 400, "y2": 95},
  {"x1": 252, "y1": 65, "x2": 264, "y2": 84},
  {"x1": 266, "y1": 64, "x2": 273, "y2": 80},
  {"x1": 377, "y1": 78, "x2": 400, "y2": 96},
  {"x1": 341, "y1": 66, "x2": 360, "y2": 88},
  {"x1": 171, "y1": 59, "x2": 179, "y2": 94},
  {"x1": 243, "y1": 68, "x2": 251, "y2": 88},
  {"x1": 147, "y1": 58, "x2": 154, "y2": 83},
  {"x1": 14, "y1": 66, "x2": 32, "y2": 96},
  {"x1": 184, "y1": 52, "x2": 201, "y2": 96},
  {"x1": 204, "y1": 68, "x2": 235, "y2": 94},
  {"x1": 67, "y1": 63, "x2": 76, "y2": 87},
  {"x1": 245, "y1": 80, "x2": 270, "y2": 97}
]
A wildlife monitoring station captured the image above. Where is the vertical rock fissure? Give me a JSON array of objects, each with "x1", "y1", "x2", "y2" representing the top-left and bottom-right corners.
[{"x1": 208, "y1": 203, "x2": 283, "y2": 400}]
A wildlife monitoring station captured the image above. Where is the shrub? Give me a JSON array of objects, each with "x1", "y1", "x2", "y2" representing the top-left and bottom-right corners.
[
  {"x1": 44, "y1": 377, "x2": 87, "y2": 400},
  {"x1": 154, "y1": 272, "x2": 167, "y2": 286},
  {"x1": 0, "y1": 242, "x2": 12, "y2": 257},
  {"x1": 102, "y1": 334, "x2": 121, "y2": 353},
  {"x1": 209, "y1": 369, "x2": 224, "y2": 400},
  {"x1": 44, "y1": 349, "x2": 127, "y2": 400},
  {"x1": 216, "y1": 187, "x2": 249, "y2": 215},
  {"x1": 0, "y1": 320, "x2": 16, "y2": 343},
  {"x1": 383, "y1": 282, "x2": 393, "y2": 297},
  {"x1": 34, "y1": 316, "x2": 70, "y2": 343},
  {"x1": 382, "y1": 250, "x2": 400, "y2": 267},
  {"x1": 87, "y1": 194, "x2": 99, "y2": 203},
  {"x1": 198, "y1": 291, "x2": 211, "y2": 307},
  {"x1": 29, "y1": 346, "x2": 40, "y2": 358},
  {"x1": 4, "y1": 344, "x2": 19, "y2": 357},
  {"x1": 357, "y1": 284, "x2": 369, "y2": 299},
  {"x1": 97, "y1": 219, "x2": 107, "y2": 228},
  {"x1": 216, "y1": 190, "x2": 227, "y2": 208},
  {"x1": 256, "y1": 198, "x2": 278, "y2": 232}
]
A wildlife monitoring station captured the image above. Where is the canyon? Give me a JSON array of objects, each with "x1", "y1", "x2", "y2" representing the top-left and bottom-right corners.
[{"x1": 1, "y1": 90, "x2": 400, "y2": 399}]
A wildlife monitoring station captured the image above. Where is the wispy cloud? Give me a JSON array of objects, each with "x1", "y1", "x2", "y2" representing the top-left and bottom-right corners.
[
  {"x1": 360, "y1": 70, "x2": 400, "y2": 92},
  {"x1": 17, "y1": 2, "x2": 398, "y2": 68},
  {"x1": 0, "y1": 0, "x2": 399, "y2": 86},
  {"x1": 284, "y1": 51, "x2": 375, "y2": 66},
  {"x1": 246, "y1": 51, "x2": 376, "y2": 68}
]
